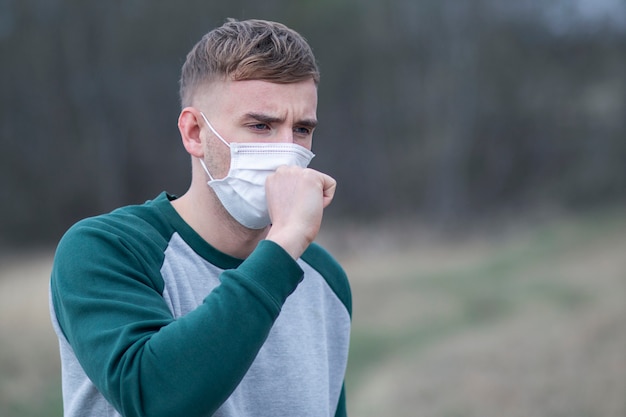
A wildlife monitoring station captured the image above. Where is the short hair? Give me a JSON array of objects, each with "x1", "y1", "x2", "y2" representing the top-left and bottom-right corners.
[{"x1": 179, "y1": 18, "x2": 320, "y2": 107}]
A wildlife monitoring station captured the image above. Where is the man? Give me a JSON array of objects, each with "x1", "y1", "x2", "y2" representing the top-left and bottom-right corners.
[{"x1": 50, "y1": 19, "x2": 351, "y2": 417}]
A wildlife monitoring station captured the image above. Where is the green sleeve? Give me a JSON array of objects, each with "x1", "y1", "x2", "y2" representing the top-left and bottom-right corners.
[
  {"x1": 334, "y1": 384, "x2": 348, "y2": 417},
  {"x1": 51, "y1": 220, "x2": 303, "y2": 417}
]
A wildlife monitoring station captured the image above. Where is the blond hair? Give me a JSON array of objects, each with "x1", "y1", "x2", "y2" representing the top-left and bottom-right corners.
[{"x1": 179, "y1": 19, "x2": 320, "y2": 107}]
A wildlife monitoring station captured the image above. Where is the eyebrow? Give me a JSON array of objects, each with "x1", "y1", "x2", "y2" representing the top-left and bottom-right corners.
[{"x1": 244, "y1": 112, "x2": 318, "y2": 129}]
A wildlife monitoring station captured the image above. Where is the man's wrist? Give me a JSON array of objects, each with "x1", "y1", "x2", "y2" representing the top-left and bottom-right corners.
[{"x1": 265, "y1": 229, "x2": 310, "y2": 260}]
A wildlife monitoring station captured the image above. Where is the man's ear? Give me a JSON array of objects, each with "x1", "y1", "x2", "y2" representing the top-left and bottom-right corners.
[{"x1": 178, "y1": 107, "x2": 204, "y2": 157}]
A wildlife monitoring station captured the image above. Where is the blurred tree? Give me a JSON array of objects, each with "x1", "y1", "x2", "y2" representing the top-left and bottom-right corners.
[{"x1": 0, "y1": 0, "x2": 624, "y2": 246}]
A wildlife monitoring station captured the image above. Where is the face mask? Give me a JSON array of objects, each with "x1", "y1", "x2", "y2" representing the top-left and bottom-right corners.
[{"x1": 198, "y1": 112, "x2": 315, "y2": 229}]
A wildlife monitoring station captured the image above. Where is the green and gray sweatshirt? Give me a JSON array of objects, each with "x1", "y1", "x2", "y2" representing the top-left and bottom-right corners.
[{"x1": 49, "y1": 192, "x2": 351, "y2": 417}]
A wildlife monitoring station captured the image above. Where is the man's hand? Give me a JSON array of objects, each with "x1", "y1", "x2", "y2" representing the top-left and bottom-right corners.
[{"x1": 264, "y1": 166, "x2": 336, "y2": 259}]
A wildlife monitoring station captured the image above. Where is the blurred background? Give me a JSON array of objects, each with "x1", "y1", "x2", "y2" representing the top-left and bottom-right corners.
[{"x1": 1, "y1": 0, "x2": 625, "y2": 416}]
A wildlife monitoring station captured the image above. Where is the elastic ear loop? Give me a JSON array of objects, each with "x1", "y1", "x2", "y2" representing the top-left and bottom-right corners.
[
  {"x1": 200, "y1": 112, "x2": 230, "y2": 147},
  {"x1": 198, "y1": 158, "x2": 215, "y2": 181},
  {"x1": 198, "y1": 112, "x2": 232, "y2": 182}
]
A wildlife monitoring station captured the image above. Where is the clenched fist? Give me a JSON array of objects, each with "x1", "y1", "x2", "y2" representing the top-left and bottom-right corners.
[{"x1": 264, "y1": 165, "x2": 336, "y2": 259}]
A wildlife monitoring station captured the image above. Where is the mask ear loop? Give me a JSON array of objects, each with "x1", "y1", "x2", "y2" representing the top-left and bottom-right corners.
[
  {"x1": 198, "y1": 112, "x2": 232, "y2": 182},
  {"x1": 200, "y1": 112, "x2": 230, "y2": 147},
  {"x1": 198, "y1": 158, "x2": 215, "y2": 181}
]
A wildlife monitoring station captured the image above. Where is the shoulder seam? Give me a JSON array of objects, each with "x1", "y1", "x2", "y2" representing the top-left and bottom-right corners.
[{"x1": 301, "y1": 243, "x2": 352, "y2": 317}]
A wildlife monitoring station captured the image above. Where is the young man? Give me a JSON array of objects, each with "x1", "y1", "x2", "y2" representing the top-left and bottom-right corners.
[{"x1": 50, "y1": 19, "x2": 351, "y2": 417}]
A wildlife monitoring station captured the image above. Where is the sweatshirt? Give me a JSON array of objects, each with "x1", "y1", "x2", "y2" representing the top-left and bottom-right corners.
[{"x1": 49, "y1": 192, "x2": 351, "y2": 417}]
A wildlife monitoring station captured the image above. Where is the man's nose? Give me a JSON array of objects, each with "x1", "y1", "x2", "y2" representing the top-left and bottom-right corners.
[{"x1": 276, "y1": 128, "x2": 294, "y2": 143}]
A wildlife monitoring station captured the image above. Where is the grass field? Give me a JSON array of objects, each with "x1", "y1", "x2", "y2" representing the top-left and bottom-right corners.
[{"x1": 1, "y1": 209, "x2": 625, "y2": 416}]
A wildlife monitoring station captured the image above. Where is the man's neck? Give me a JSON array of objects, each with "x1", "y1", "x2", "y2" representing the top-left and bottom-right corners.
[{"x1": 171, "y1": 187, "x2": 269, "y2": 259}]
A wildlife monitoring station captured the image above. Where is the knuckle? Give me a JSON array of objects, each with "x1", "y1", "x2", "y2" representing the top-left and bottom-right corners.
[{"x1": 302, "y1": 167, "x2": 318, "y2": 178}]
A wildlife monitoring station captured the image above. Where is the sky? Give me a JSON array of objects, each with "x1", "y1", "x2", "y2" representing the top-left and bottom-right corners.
[{"x1": 544, "y1": 0, "x2": 626, "y2": 34}]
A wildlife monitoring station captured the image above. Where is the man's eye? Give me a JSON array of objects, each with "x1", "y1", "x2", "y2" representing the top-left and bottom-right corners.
[
  {"x1": 251, "y1": 123, "x2": 269, "y2": 131},
  {"x1": 295, "y1": 127, "x2": 312, "y2": 135}
]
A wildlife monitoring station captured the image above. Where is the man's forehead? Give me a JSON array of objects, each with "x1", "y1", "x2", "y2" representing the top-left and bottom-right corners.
[{"x1": 209, "y1": 79, "x2": 318, "y2": 113}]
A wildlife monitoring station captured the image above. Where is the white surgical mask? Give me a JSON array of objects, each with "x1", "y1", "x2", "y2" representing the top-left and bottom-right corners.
[{"x1": 199, "y1": 112, "x2": 315, "y2": 229}]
